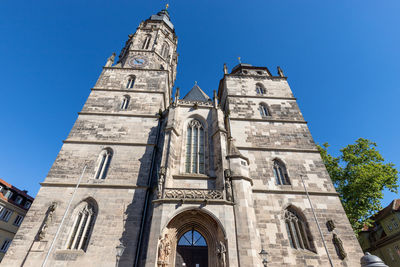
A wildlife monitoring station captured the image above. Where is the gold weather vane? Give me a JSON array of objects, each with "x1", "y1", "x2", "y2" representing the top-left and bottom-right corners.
[
  {"x1": 238, "y1": 57, "x2": 241, "y2": 64},
  {"x1": 165, "y1": 3, "x2": 169, "y2": 10}
]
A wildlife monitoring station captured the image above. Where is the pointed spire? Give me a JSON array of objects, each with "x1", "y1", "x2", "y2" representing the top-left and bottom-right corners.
[
  {"x1": 213, "y1": 90, "x2": 219, "y2": 108},
  {"x1": 223, "y1": 63, "x2": 228, "y2": 74},
  {"x1": 277, "y1": 66, "x2": 285, "y2": 77},
  {"x1": 174, "y1": 87, "x2": 180, "y2": 103}
]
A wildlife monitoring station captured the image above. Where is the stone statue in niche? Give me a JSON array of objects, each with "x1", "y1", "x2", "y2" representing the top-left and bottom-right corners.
[
  {"x1": 333, "y1": 233, "x2": 347, "y2": 259},
  {"x1": 217, "y1": 241, "x2": 227, "y2": 267},
  {"x1": 37, "y1": 202, "x2": 57, "y2": 241},
  {"x1": 326, "y1": 219, "x2": 335, "y2": 232},
  {"x1": 225, "y1": 178, "x2": 233, "y2": 202},
  {"x1": 157, "y1": 233, "x2": 171, "y2": 266},
  {"x1": 105, "y1": 53, "x2": 116, "y2": 67},
  {"x1": 157, "y1": 167, "x2": 166, "y2": 199}
]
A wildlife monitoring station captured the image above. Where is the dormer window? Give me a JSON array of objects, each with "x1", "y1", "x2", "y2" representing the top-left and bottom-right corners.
[
  {"x1": 4, "y1": 190, "x2": 13, "y2": 199},
  {"x1": 15, "y1": 196, "x2": 23, "y2": 205}
]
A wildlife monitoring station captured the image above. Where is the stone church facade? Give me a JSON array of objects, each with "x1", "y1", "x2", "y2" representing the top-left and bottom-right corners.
[{"x1": 2, "y1": 8, "x2": 363, "y2": 267}]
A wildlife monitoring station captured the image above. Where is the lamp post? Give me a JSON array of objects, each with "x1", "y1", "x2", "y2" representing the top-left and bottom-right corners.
[
  {"x1": 116, "y1": 243, "x2": 126, "y2": 267},
  {"x1": 259, "y1": 248, "x2": 268, "y2": 267}
]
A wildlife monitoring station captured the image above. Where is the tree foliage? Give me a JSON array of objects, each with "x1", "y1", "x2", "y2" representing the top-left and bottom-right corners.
[{"x1": 317, "y1": 138, "x2": 398, "y2": 234}]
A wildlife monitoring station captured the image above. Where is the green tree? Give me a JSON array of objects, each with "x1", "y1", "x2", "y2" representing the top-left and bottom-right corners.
[{"x1": 317, "y1": 138, "x2": 398, "y2": 234}]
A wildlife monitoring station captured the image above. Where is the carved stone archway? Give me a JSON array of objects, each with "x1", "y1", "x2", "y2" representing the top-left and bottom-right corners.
[{"x1": 157, "y1": 209, "x2": 227, "y2": 267}]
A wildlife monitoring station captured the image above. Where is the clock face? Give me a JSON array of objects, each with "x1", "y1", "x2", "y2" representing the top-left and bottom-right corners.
[{"x1": 128, "y1": 57, "x2": 147, "y2": 67}]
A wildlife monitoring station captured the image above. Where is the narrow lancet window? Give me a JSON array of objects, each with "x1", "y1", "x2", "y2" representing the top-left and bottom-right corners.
[
  {"x1": 121, "y1": 95, "x2": 130, "y2": 110},
  {"x1": 185, "y1": 120, "x2": 205, "y2": 174},
  {"x1": 126, "y1": 76, "x2": 135, "y2": 88},
  {"x1": 284, "y1": 208, "x2": 313, "y2": 251},
  {"x1": 161, "y1": 42, "x2": 170, "y2": 59},
  {"x1": 142, "y1": 34, "x2": 152, "y2": 50},
  {"x1": 66, "y1": 201, "x2": 96, "y2": 251},
  {"x1": 94, "y1": 148, "x2": 113, "y2": 179},
  {"x1": 273, "y1": 159, "x2": 290, "y2": 185},
  {"x1": 259, "y1": 103, "x2": 270, "y2": 117},
  {"x1": 256, "y1": 83, "x2": 266, "y2": 94}
]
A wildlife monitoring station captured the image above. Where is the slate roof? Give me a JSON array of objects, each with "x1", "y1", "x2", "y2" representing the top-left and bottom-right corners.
[{"x1": 182, "y1": 84, "x2": 211, "y2": 102}]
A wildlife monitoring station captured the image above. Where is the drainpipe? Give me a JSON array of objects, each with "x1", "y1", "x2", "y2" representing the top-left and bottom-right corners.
[
  {"x1": 42, "y1": 165, "x2": 87, "y2": 267},
  {"x1": 300, "y1": 175, "x2": 334, "y2": 267},
  {"x1": 134, "y1": 113, "x2": 163, "y2": 267}
]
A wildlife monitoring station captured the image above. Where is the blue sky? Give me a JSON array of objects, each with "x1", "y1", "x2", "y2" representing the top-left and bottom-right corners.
[{"x1": 0, "y1": 0, "x2": 399, "y2": 207}]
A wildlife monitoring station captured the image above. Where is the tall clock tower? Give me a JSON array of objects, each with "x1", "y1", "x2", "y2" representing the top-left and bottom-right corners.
[
  {"x1": 1, "y1": 7, "x2": 178, "y2": 267},
  {"x1": 117, "y1": 8, "x2": 178, "y2": 97}
]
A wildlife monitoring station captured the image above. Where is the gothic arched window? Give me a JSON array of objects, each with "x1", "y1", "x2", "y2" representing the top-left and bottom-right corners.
[
  {"x1": 121, "y1": 95, "x2": 130, "y2": 110},
  {"x1": 185, "y1": 120, "x2": 205, "y2": 174},
  {"x1": 273, "y1": 159, "x2": 290, "y2": 185},
  {"x1": 94, "y1": 148, "x2": 113, "y2": 179},
  {"x1": 126, "y1": 76, "x2": 136, "y2": 88},
  {"x1": 259, "y1": 103, "x2": 270, "y2": 117},
  {"x1": 142, "y1": 34, "x2": 152, "y2": 50},
  {"x1": 161, "y1": 42, "x2": 170, "y2": 59},
  {"x1": 256, "y1": 83, "x2": 266, "y2": 94},
  {"x1": 284, "y1": 208, "x2": 313, "y2": 251},
  {"x1": 66, "y1": 201, "x2": 96, "y2": 251}
]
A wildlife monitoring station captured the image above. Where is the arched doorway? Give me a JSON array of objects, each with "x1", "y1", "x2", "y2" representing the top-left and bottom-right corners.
[
  {"x1": 176, "y1": 229, "x2": 208, "y2": 267},
  {"x1": 157, "y1": 209, "x2": 227, "y2": 267}
]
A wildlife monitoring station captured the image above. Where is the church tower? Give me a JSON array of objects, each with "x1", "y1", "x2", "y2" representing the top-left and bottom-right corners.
[
  {"x1": 2, "y1": 8, "x2": 364, "y2": 267},
  {"x1": 2, "y1": 7, "x2": 178, "y2": 267}
]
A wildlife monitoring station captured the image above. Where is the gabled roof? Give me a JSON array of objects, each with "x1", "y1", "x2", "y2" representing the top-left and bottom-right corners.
[{"x1": 182, "y1": 84, "x2": 211, "y2": 102}]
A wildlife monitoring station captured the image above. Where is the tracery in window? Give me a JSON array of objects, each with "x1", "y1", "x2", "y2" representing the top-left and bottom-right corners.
[
  {"x1": 66, "y1": 201, "x2": 96, "y2": 251},
  {"x1": 185, "y1": 120, "x2": 205, "y2": 174},
  {"x1": 94, "y1": 148, "x2": 113, "y2": 179},
  {"x1": 121, "y1": 95, "x2": 130, "y2": 110},
  {"x1": 126, "y1": 75, "x2": 136, "y2": 88},
  {"x1": 259, "y1": 103, "x2": 270, "y2": 117},
  {"x1": 256, "y1": 83, "x2": 266, "y2": 94},
  {"x1": 161, "y1": 42, "x2": 170, "y2": 59},
  {"x1": 142, "y1": 34, "x2": 152, "y2": 50},
  {"x1": 284, "y1": 208, "x2": 313, "y2": 251},
  {"x1": 273, "y1": 159, "x2": 290, "y2": 185}
]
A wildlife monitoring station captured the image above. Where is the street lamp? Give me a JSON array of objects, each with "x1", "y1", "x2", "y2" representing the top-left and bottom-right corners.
[
  {"x1": 116, "y1": 243, "x2": 126, "y2": 267},
  {"x1": 259, "y1": 248, "x2": 268, "y2": 267}
]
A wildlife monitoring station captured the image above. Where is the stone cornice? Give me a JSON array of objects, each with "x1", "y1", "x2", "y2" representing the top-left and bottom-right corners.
[
  {"x1": 40, "y1": 182, "x2": 148, "y2": 190},
  {"x1": 225, "y1": 74, "x2": 287, "y2": 81},
  {"x1": 230, "y1": 117, "x2": 307, "y2": 124},
  {"x1": 173, "y1": 174, "x2": 216, "y2": 180},
  {"x1": 91, "y1": 88, "x2": 165, "y2": 94},
  {"x1": 227, "y1": 94, "x2": 296, "y2": 100},
  {"x1": 231, "y1": 175, "x2": 253, "y2": 186},
  {"x1": 153, "y1": 198, "x2": 234, "y2": 206},
  {"x1": 103, "y1": 66, "x2": 169, "y2": 72},
  {"x1": 252, "y1": 189, "x2": 339, "y2": 196},
  {"x1": 63, "y1": 140, "x2": 156, "y2": 147},
  {"x1": 236, "y1": 146, "x2": 319, "y2": 153},
  {"x1": 78, "y1": 112, "x2": 158, "y2": 118}
]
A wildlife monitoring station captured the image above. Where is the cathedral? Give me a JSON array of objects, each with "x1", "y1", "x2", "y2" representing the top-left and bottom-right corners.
[{"x1": 2, "y1": 8, "x2": 363, "y2": 267}]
